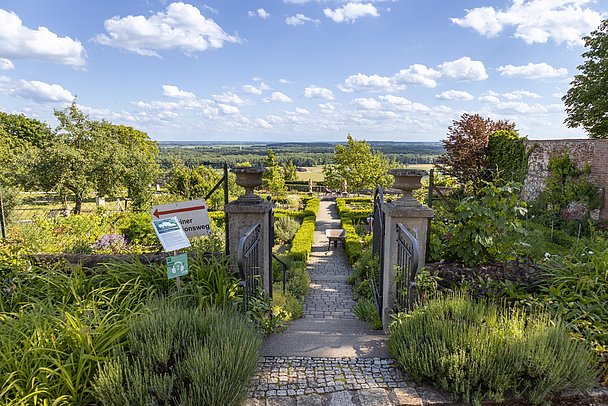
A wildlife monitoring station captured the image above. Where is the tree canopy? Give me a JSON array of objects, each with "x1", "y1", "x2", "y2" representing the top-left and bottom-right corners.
[
  {"x1": 323, "y1": 135, "x2": 392, "y2": 192},
  {"x1": 563, "y1": 19, "x2": 608, "y2": 138},
  {"x1": 437, "y1": 113, "x2": 515, "y2": 188},
  {"x1": 32, "y1": 101, "x2": 159, "y2": 213}
]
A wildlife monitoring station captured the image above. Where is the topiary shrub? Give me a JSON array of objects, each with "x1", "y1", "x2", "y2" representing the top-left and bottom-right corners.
[
  {"x1": 341, "y1": 217, "x2": 362, "y2": 264},
  {"x1": 94, "y1": 302, "x2": 261, "y2": 406},
  {"x1": 288, "y1": 216, "x2": 316, "y2": 261},
  {"x1": 389, "y1": 294, "x2": 599, "y2": 405}
]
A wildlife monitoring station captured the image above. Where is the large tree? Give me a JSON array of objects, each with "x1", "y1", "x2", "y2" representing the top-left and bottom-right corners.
[
  {"x1": 563, "y1": 19, "x2": 608, "y2": 138},
  {"x1": 437, "y1": 113, "x2": 515, "y2": 188},
  {"x1": 34, "y1": 101, "x2": 159, "y2": 213},
  {"x1": 323, "y1": 135, "x2": 392, "y2": 192}
]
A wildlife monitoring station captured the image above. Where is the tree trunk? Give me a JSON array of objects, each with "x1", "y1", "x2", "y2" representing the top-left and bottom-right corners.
[{"x1": 73, "y1": 193, "x2": 83, "y2": 215}]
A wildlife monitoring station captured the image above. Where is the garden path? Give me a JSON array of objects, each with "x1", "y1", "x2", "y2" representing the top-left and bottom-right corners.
[{"x1": 246, "y1": 200, "x2": 453, "y2": 405}]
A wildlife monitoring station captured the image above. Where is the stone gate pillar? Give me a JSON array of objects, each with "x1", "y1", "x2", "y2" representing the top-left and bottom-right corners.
[
  {"x1": 225, "y1": 167, "x2": 274, "y2": 296},
  {"x1": 381, "y1": 169, "x2": 433, "y2": 330}
]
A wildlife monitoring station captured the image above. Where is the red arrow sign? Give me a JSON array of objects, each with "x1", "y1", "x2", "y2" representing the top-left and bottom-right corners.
[{"x1": 153, "y1": 205, "x2": 206, "y2": 218}]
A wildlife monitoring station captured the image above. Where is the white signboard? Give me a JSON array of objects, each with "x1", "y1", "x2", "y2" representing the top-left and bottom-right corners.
[
  {"x1": 151, "y1": 199, "x2": 212, "y2": 238},
  {"x1": 152, "y1": 217, "x2": 191, "y2": 252}
]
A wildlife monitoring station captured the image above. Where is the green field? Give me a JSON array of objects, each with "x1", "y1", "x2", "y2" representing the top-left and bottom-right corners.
[{"x1": 297, "y1": 163, "x2": 436, "y2": 183}]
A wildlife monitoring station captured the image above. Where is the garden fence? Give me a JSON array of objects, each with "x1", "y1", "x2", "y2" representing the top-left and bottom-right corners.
[{"x1": 0, "y1": 191, "x2": 137, "y2": 254}]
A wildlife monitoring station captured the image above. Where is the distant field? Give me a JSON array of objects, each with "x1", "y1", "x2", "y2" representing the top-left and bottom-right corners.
[
  {"x1": 297, "y1": 166, "x2": 325, "y2": 182},
  {"x1": 296, "y1": 163, "x2": 437, "y2": 182}
]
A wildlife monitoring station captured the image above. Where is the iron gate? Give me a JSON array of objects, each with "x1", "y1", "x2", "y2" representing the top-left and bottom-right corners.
[
  {"x1": 371, "y1": 186, "x2": 385, "y2": 318},
  {"x1": 237, "y1": 222, "x2": 262, "y2": 313},
  {"x1": 395, "y1": 223, "x2": 419, "y2": 312}
]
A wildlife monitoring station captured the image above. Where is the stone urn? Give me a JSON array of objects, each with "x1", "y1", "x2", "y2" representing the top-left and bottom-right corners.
[
  {"x1": 232, "y1": 166, "x2": 267, "y2": 202},
  {"x1": 389, "y1": 168, "x2": 428, "y2": 206}
]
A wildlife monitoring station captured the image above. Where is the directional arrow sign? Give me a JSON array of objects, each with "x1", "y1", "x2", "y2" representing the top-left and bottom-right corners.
[{"x1": 151, "y1": 199, "x2": 211, "y2": 238}]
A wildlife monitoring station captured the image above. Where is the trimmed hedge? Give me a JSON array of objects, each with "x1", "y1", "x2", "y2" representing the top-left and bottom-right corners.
[
  {"x1": 289, "y1": 216, "x2": 316, "y2": 261},
  {"x1": 341, "y1": 217, "x2": 363, "y2": 264},
  {"x1": 286, "y1": 197, "x2": 320, "y2": 262},
  {"x1": 336, "y1": 197, "x2": 372, "y2": 221}
]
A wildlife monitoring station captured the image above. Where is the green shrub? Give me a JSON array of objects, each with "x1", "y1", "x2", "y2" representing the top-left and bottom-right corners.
[
  {"x1": 541, "y1": 244, "x2": 608, "y2": 383},
  {"x1": 389, "y1": 295, "x2": 599, "y2": 405},
  {"x1": 288, "y1": 215, "x2": 316, "y2": 261},
  {"x1": 116, "y1": 211, "x2": 156, "y2": 246},
  {"x1": 274, "y1": 215, "x2": 301, "y2": 244},
  {"x1": 443, "y1": 181, "x2": 526, "y2": 266},
  {"x1": 341, "y1": 217, "x2": 362, "y2": 264},
  {"x1": 352, "y1": 299, "x2": 382, "y2": 330},
  {"x1": 94, "y1": 302, "x2": 261, "y2": 406},
  {"x1": 302, "y1": 196, "x2": 320, "y2": 217}
]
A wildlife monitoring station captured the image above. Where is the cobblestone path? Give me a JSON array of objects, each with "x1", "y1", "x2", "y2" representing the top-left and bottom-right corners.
[
  {"x1": 247, "y1": 201, "x2": 439, "y2": 405},
  {"x1": 246, "y1": 200, "x2": 608, "y2": 406}
]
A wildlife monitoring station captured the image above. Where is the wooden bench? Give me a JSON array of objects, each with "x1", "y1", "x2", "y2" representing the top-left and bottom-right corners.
[{"x1": 325, "y1": 229, "x2": 346, "y2": 250}]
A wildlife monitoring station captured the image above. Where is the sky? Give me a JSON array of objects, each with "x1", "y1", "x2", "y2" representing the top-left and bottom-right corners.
[{"x1": 0, "y1": 0, "x2": 606, "y2": 142}]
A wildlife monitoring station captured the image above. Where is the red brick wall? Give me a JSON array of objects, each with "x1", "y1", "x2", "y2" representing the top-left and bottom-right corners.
[{"x1": 523, "y1": 139, "x2": 608, "y2": 220}]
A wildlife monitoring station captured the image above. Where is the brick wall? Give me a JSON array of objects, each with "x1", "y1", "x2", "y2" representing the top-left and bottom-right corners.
[{"x1": 523, "y1": 139, "x2": 608, "y2": 220}]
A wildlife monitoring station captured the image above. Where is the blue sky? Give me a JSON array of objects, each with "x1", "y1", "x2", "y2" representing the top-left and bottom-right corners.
[{"x1": 0, "y1": 0, "x2": 606, "y2": 142}]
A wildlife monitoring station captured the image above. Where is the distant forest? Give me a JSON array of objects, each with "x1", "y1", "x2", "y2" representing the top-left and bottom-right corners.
[{"x1": 158, "y1": 141, "x2": 444, "y2": 168}]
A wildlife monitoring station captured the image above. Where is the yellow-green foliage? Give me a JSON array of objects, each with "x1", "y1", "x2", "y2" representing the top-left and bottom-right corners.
[
  {"x1": 341, "y1": 217, "x2": 362, "y2": 264},
  {"x1": 286, "y1": 197, "x2": 319, "y2": 261},
  {"x1": 302, "y1": 196, "x2": 320, "y2": 217},
  {"x1": 336, "y1": 197, "x2": 372, "y2": 220},
  {"x1": 289, "y1": 216, "x2": 316, "y2": 261}
]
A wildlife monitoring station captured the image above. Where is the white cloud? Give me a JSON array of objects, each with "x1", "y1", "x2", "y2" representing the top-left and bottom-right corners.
[
  {"x1": 295, "y1": 107, "x2": 310, "y2": 115},
  {"x1": 435, "y1": 90, "x2": 474, "y2": 101},
  {"x1": 243, "y1": 84, "x2": 262, "y2": 95},
  {"x1": 93, "y1": 2, "x2": 239, "y2": 57},
  {"x1": 265, "y1": 91, "x2": 293, "y2": 103},
  {"x1": 0, "y1": 58, "x2": 14, "y2": 70},
  {"x1": 379, "y1": 94, "x2": 430, "y2": 112},
  {"x1": 479, "y1": 94, "x2": 501, "y2": 103},
  {"x1": 162, "y1": 84, "x2": 196, "y2": 100},
  {"x1": 286, "y1": 14, "x2": 321, "y2": 26},
  {"x1": 217, "y1": 103, "x2": 240, "y2": 115},
  {"x1": 324, "y1": 3, "x2": 379, "y2": 23},
  {"x1": 439, "y1": 57, "x2": 488, "y2": 81},
  {"x1": 452, "y1": 0, "x2": 604, "y2": 46},
  {"x1": 503, "y1": 90, "x2": 541, "y2": 100},
  {"x1": 248, "y1": 8, "x2": 270, "y2": 19},
  {"x1": 279, "y1": 78, "x2": 294, "y2": 84},
  {"x1": 338, "y1": 73, "x2": 402, "y2": 93},
  {"x1": 0, "y1": 9, "x2": 85, "y2": 67},
  {"x1": 352, "y1": 97, "x2": 382, "y2": 110},
  {"x1": 393, "y1": 64, "x2": 441, "y2": 88},
  {"x1": 304, "y1": 85, "x2": 334, "y2": 100},
  {"x1": 0, "y1": 76, "x2": 73, "y2": 102},
  {"x1": 213, "y1": 92, "x2": 247, "y2": 106},
  {"x1": 497, "y1": 62, "x2": 568, "y2": 79},
  {"x1": 254, "y1": 118, "x2": 272, "y2": 129}
]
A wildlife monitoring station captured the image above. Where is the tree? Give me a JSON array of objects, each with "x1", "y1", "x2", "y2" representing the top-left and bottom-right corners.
[
  {"x1": 282, "y1": 160, "x2": 298, "y2": 182},
  {"x1": 33, "y1": 101, "x2": 159, "y2": 213},
  {"x1": 563, "y1": 19, "x2": 608, "y2": 138},
  {"x1": 487, "y1": 129, "x2": 528, "y2": 184},
  {"x1": 437, "y1": 114, "x2": 515, "y2": 188},
  {"x1": 262, "y1": 149, "x2": 286, "y2": 196},
  {"x1": 323, "y1": 135, "x2": 392, "y2": 192},
  {"x1": 0, "y1": 111, "x2": 52, "y2": 148}
]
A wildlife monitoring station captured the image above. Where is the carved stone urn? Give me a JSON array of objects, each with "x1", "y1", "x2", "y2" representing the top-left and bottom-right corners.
[
  {"x1": 232, "y1": 166, "x2": 267, "y2": 202},
  {"x1": 389, "y1": 168, "x2": 428, "y2": 206}
]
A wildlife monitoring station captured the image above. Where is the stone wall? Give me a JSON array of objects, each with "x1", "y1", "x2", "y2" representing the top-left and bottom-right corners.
[{"x1": 522, "y1": 139, "x2": 608, "y2": 220}]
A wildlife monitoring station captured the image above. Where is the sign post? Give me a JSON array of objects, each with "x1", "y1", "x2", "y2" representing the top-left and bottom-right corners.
[{"x1": 151, "y1": 199, "x2": 211, "y2": 239}]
